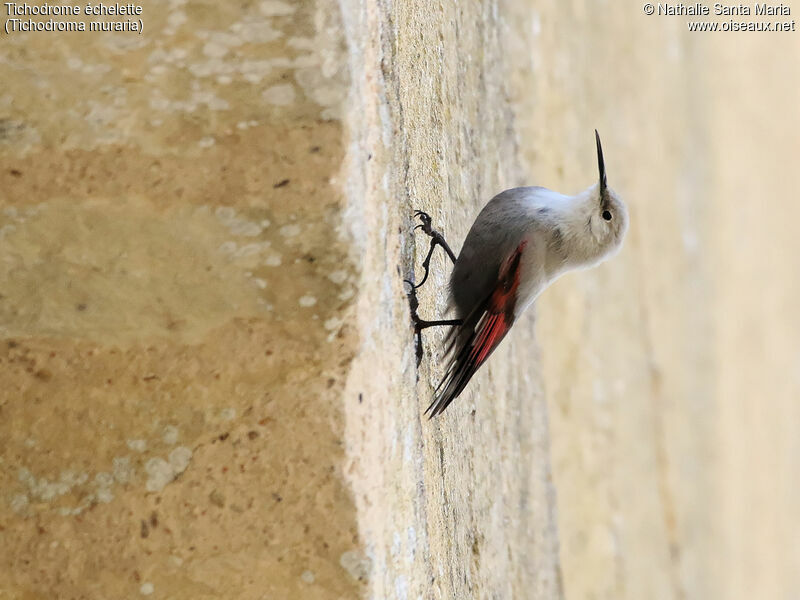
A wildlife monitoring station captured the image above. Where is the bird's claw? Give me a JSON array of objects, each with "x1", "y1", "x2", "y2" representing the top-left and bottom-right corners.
[
  {"x1": 413, "y1": 210, "x2": 433, "y2": 235},
  {"x1": 406, "y1": 209, "x2": 459, "y2": 366}
]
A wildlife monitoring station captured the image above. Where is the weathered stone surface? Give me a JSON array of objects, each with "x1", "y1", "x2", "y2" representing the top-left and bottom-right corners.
[
  {"x1": 1, "y1": 1, "x2": 361, "y2": 599},
  {"x1": 338, "y1": 1, "x2": 562, "y2": 598},
  {"x1": 2, "y1": 0, "x2": 564, "y2": 596}
]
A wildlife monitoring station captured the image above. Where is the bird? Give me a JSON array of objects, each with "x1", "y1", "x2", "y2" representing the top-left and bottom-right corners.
[{"x1": 408, "y1": 130, "x2": 629, "y2": 417}]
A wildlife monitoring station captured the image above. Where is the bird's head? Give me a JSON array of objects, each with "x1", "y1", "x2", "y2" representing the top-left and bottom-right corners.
[{"x1": 584, "y1": 130, "x2": 628, "y2": 261}]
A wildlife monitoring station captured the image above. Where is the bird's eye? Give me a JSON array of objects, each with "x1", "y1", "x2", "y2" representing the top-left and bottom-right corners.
[{"x1": 602, "y1": 210, "x2": 612, "y2": 221}]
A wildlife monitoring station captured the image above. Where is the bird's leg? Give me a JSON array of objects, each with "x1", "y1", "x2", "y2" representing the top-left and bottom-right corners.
[
  {"x1": 405, "y1": 211, "x2": 461, "y2": 366},
  {"x1": 409, "y1": 210, "x2": 457, "y2": 290},
  {"x1": 404, "y1": 281, "x2": 463, "y2": 366},
  {"x1": 414, "y1": 318, "x2": 463, "y2": 330}
]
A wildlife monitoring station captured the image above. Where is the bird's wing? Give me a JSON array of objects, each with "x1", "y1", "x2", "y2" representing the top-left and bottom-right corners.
[{"x1": 426, "y1": 240, "x2": 527, "y2": 417}]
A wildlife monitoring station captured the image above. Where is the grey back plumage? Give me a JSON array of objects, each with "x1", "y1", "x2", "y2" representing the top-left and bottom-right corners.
[{"x1": 449, "y1": 187, "x2": 553, "y2": 317}]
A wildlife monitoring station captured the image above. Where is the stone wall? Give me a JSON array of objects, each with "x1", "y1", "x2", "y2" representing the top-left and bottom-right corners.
[
  {"x1": 339, "y1": 0, "x2": 562, "y2": 597},
  {"x1": 2, "y1": 1, "x2": 799, "y2": 599},
  {"x1": 1, "y1": 1, "x2": 363, "y2": 598}
]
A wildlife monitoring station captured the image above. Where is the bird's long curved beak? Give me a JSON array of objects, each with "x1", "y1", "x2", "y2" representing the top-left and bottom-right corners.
[{"x1": 595, "y1": 129, "x2": 607, "y2": 193}]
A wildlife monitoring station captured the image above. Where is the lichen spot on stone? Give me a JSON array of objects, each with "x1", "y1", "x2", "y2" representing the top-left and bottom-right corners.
[
  {"x1": 228, "y1": 220, "x2": 262, "y2": 237},
  {"x1": 139, "y1": 582, "x2": 154, "y2": 596},
  {"x1": 169, "y1": 446, "x2": 193, "y2": 474},
  {"x1": 300, "y1": 570, "x2": 315, "y2": 584},
  {"x1": 263, "y1": 84, "x2": 296, "y2": 106},
  {"x1": 215, "y1": 206, "x2": 236, "y2": 223},
  {"x1": 162, "y1": 425, "x2": 179, "y2": 445},
  {"x1": 264, "y1": 253, "x2": 282, "y2": 267},
  {"x1": 112, "y1": 456, "x2": 133, "y2": 484},
  {"x1": 10, "y1": 493, "x2": 29, "y2": 513},
  {"x1": 395, "y1": 575, "x2": 409, "y2": 600},
  {"x1": 127, "y1": 439, "x2": 147, "y2": 452},
  {"x1": 279, "y1": 224, "x2": 302, "y2": 237},
  {"x1": 328, "y1": 270, "x2": 348, "y2": 285},
  {"x1": 259, "y1": 0, "x2": 296, "y2": 16},
  {"x1": 144, "y1": 458, "x2": 173, "y2": 493},
  {"x1": 324, "y1": 317, "x2": 342, "y2": 331},
  {"x1": 339, "y1": 550, "x2": 371, "y2": 581},
  {"x1": 299, "y1": 295, "x2": 317, "y2": 307}
]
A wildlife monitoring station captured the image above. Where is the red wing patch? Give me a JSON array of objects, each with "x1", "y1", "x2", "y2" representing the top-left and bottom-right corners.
[{"x1": 426, "y1": 241, "x2": 526, "y2": 417}]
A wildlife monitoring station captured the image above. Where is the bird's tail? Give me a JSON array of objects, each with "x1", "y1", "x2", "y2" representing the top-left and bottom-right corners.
[
  {"x1": 426, "y1": 241, "x2": 525, "y2": 417},
  {"x1": 426, "y1": 306, "x2": 511, "y2": 418}
]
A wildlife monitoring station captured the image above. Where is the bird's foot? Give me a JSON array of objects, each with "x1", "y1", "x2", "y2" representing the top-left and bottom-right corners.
[
  {"x1": 404, "y1": 278, "x2": 462, "y2": 367},
  {"x1": 408, "y1": 210, "x2": 457, "y2": 291},
  {"x1": 405, "y1": 210, "x2": 460, "y2": 366}
]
